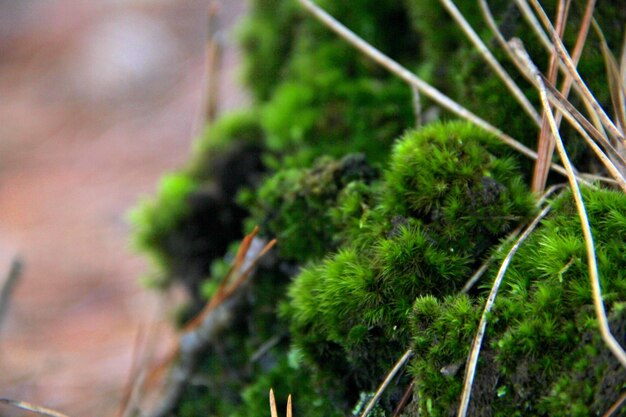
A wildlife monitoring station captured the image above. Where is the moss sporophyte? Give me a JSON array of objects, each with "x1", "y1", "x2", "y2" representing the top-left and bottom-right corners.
[{"x1": 130, "y1": 0, "x2": 626, "y2": 416}]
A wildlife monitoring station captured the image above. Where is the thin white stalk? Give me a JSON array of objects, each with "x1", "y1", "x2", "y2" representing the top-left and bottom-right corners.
[
  {"x1": 440, "y1": 0, "x2": 541, "y2": 126},
  {"x1": 297, "y1": 0, "x2": 572, "y2": 178},
  {"x1": 520, "y1": 42, "x2": 626, "y2": 369},
  {"x1": 412, "y1": 85, "x2": 423, "y2": 128},
  {"x1": 527, "y1": 0, "x2": 625, "y2": 144},
  {"x1": 457, "y1": 204, "x2": 552, "y2": 417},
  {"x1": 360, "y1": 349, "x2": 414, "y2": 417},
  {"x1": 513, "y1": 0, "x2": 553, "y2": 51}
]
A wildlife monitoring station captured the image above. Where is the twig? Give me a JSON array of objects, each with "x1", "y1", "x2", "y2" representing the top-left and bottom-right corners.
[
  {"x1": 146, "y1": 228, "x2": 276, "y2": 417},
  {"x1": 531, "y1": 0, "x2": 568, "y2": 193},
  {"x1": 411, "y1": 85, "x2": 422, "y2": 128},
  {"x1": 391, "y1": 380, "x2": 415, "y2": 417},
  {"x1": 296, "y1": 0, "x2": 572, "y2": 179},
  {"x1": 439, "y1": 0, "x2": 541, "y2": 126},
  {"x1": 603, "y1": 390, "x2": 626, "y2": 417},
  {"x1": 201, "y1": 2, "x2": 222, "y2": 125},
  {"x1": 0, "y1": 398, "x2": 71, "y2": 417},
  {"x1": 520, "y1": 41, "x2": 626, "y2": 368},
  {"x1": 359, "y1": 348, "x2": 414, "y2": 417},
  {"x1": 457, "y1": 204, "x2": 552, "y2": 417},
  {"x1": 0, "y1": 258, "x2": 22, "y2": 332}
]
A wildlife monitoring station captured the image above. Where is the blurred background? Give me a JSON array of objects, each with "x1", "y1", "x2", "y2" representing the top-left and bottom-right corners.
[{"x1": 0, "y1": 0, "x2": 247, "y2": 415}]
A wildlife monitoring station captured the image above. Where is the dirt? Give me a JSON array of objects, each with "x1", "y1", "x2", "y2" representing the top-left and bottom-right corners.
[{"x1": 0, "y1": 1, "x2": 247, "y2": 415}]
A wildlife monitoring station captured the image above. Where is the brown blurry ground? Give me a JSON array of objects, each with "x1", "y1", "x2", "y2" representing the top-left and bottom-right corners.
[{"x1": 0, "y1": 1, "x2": 247, "y2": 415}]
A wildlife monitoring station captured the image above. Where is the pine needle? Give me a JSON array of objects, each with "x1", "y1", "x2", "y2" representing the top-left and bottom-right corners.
[
  {"x1": 457, "y1": 204, "x2": 552, "y2": 417},
  {"x1": 359, "y1": 349, "x2": 414, "y2": 417},
  {"x1": 0, "y1": 399, "x2": 71, "y2": 417}
]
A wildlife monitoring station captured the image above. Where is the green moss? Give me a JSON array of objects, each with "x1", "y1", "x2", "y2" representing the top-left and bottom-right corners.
[
  {"x1": 286, "y1": 122, "x2": 533, "y2": 413},
  {"x1": 407, "y1": 187, "x2": 626, "y2": 416},
  {"x1": 245, "y1": 153, "x2": 378, "y2": 262},
  {"x1": 129, "y1": 173, "x2": 198, "y2": 287}
]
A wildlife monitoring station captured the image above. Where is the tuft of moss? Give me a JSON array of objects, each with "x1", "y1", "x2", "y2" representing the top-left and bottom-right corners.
[
  {"x1": 407, "y1": 187, "x2": 626, "y2": 416},
  {"x1": 244, "y1": 153, "x2": 379, "y2": 262}
]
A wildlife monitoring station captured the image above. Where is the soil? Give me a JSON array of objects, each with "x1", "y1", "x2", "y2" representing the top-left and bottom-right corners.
[{"x1": 0, "y1": 1, "x2": 247, "y2": 415}]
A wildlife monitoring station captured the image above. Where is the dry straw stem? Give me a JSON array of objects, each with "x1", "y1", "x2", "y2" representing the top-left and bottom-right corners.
[
  {"x1": 456, "y1": 203, "x2": 552, "y2": 417},
  {"x1": 269, "y1": 390, "x2": 292, "y2": 417},
  {"x1": 439, "y1": 0, "x2": 541, "y2": 126},
  {"x1": 528, "y1": 0, "x2": 625, "y2": 144},
  {"x1": 531, "y1": 0, "x2": 568, "y2": 193},
  {"x1": 519, "y1": 41, "x2": 626, "y2": 368},
  {"x1": 0, "y1": 398, "x2": 71, "y2": 417},
  {"x1": 297, "y1": 0, "x2": 573, "y2": 179},
  {"x1": 358, "y1": 348, "x2": 414, "y2": 417},
  {"x1": 146, "y1": 227, "x2": 276, "y2": 417},
  {"x1": 200, "y1": 2, "x2": 222, "y2": 126},
  {"x1": 0, "y1": 257, "x2": 22, "y2": 332},
  {"x1": 603, "y1": 390, "x2": 626, "y2": 417},
  {"x1": 507, "y1": 38, "x2": 626, "y2": 192}
]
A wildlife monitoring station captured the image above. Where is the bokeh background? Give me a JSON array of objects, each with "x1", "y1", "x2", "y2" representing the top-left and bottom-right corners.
[{"x1": 0, "y1": 1, "x2": 246, "y2": 415}]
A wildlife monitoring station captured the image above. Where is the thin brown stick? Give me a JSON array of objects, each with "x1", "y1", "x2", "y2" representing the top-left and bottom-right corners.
[
  {"x1": 603, "y1": 390, "x2": 626, "y2": 417},
  {"x1": 146, "y1": 229, "x2": 277, "y2": 417},
  {"x1": 457, "y1": 204, "x2": 552, "y2": 417},
  {"x1": 359, "y1": 349, "x2": 414, "y2": 417},
  {"x1": 0, "y1": 399, "x2": 71, "y2": 417},
  {"x1": 392, "y1": 380, "x2": 415, "y2": 417},
  {"x1": 524, "y1": 43, "x2": 626, "y2": 368},
  {"x1": 0, "y1": 258, "x2": 22, "y2": 332},
  {"x1": 202, "y1": 2, "x2": 222, "y2": 125},
  {"x1": 531, "y1": 0, "x2": 568, "y2": 193}
]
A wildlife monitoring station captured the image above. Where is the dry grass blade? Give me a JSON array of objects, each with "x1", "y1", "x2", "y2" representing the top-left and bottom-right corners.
[
  {"x1": 519, "y1": 41, "x2": 626, "y2": 368},
  {"x1": 603, "y1": 390, "x2": 626, "y2": 417},
  {"x1": 0, "y1": 257, "x2": 22, "y2": 331},
  {"x1": 297, "y1": 0, "x2": 574, "y2": 179},
  {"x1": 592, "y1": 19, "x2": 626, "y2": 134},
  {"x1": 145, "y1": 228, "x2": 277, "y2": 417},
  {"x1": 0, "y1": 399, "x2": 71, "y2": 417},
  {"x1": 527, "y1": 0, "x2": 625, "y2": 144},
  {"x1": 457, "y1": 204, "x2": 552, "y2": 417},
  {"x1": 439, "y1": 0, "x2": 541, "y2": 126},
  {"x1": 269, "y1": 389, "x2": 278, "y2": 417},
  {"x1": 287, "y1": 395, "x2": 292, "y2": 417},
  {"x1": 391, "y1": 380, "x2": 415, "y2": 417},
  {"x1": 201, "y1": 2, "x2": 222, "y2": 125},
  {"x1": 359, "y1": 349, "x2": 414, "y2": 417},
  {"x1": 531, "y1": 0, "x2": 568, "y2": 193}
]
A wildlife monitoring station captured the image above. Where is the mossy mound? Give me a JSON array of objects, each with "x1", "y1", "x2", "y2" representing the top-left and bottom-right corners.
[
  {"x1": 286, "y1": 122, "x2": 534, "y2": 410},
  {"x1": 408, "y1": 187, "x2": 626, "y2": 416}
]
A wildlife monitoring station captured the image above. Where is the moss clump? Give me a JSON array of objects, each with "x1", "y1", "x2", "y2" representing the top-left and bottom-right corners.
[
  {"x1": 408, "y1": 187, "x2": 626, "y2": 416},
  {"x1": 286, "y1": 122, "x2": 534, "y2": 412},
  {"x1": 244, "y1": 153, "x2": 378, "y2": 262},
  {"x1": 130, "y1": 112, "x2": 266, "y2": 302}
]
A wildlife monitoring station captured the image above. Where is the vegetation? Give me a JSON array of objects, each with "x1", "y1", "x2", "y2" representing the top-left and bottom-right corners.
[{"x1": 129, "y1": 0, "x2": 626, "y2": 416}]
